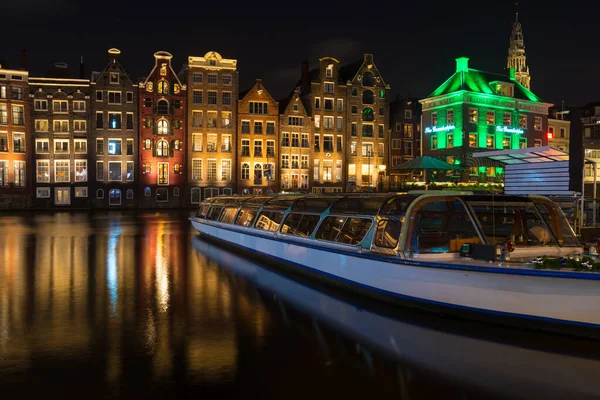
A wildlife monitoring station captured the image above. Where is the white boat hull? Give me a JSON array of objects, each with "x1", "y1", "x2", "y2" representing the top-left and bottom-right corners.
[
  {"x1": 193, "y1": 237, "x2": 600, "y2": 399},
  {"x1": 191, "y1": 218, "x2": 600, "y2": 335}
]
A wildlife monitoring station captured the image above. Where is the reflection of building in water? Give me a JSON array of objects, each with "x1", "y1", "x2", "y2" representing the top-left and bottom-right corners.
[
  {"x1": 0, "y1": 218, "x2": 30, "y2": 358},
  {"x1": 0, "y1": 213, "x2": 275, "y2": 389},
  {"x1": 0, "y1": 214, "x2": 94, "y2": 364}
]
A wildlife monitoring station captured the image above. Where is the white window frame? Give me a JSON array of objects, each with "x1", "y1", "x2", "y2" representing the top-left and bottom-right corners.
[
  {"x1": 74, "y1": 159, "x2": 88, "y2": 182},
  {"x1": 73, "y1": 120, "x2": 87, "y2": 132},
  {"x1": 54, "y1": 159, "x2": 70, "y2": 183},
  {"x1": 75, "y1": 187, "x2": 88, "y2": 198},
  {"x1": 36, "y1": 187, "x2": 51, "y2": 198},
  {"x1": 36, "y1": 160, "x2": 50, "y2": 183},
  {"x1": 54, "y1": 139, "x2": 69, "y2": 154},
  {"x1": 73, "y1": 100, "x2": 86, "y2": 112},
  {"x1": 52, "y1": 100, "x2": 68, "y2": 113},
  {"x1": 54, "y1": 187, "x2": 71, "y2": 205},
  {"x1": 158, "y1": 162, "x2": 169, "y2": 185},
  {"x1": 108, "y1": 161, "x2": 122, "y2": 182},
  {"x1": 35, "y1": 119, "x2": 49, "y2": 132}
]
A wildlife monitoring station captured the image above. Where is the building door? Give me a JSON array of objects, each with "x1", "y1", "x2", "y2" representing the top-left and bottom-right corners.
[
  {"x1": 109, "y1": 189, "x2": 121, "y2": 206},
  {"x1": 55, "y1": 187, "x2": 70, "y2": 205},
  {"x1": 158, "y1": 163, "x2": 169, "y2": 185}
]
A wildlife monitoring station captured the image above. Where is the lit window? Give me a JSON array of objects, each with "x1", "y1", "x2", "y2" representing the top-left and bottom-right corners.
[{"x1": 469, "y1": 109, "x2": 478, "y2": 123}]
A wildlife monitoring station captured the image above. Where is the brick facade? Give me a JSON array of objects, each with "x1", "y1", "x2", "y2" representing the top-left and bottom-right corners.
[
  {"x1": 278, "y1": 90, "x2": 311, "y2": 192},
  {"x1": 237, "y1": 79, "x2": 278, "y2": 194},
  {"x1": 138, "y1": 51, "x2": 187, "y2": 208},
  {"x1": 30, "y1": 62, "x2": 91, "y2": 207},
  {"x1": 90, "y1": 48, "x2": 139, "y2": 208},
  {"x1": 0, "y1": 66, "x2": 31, "y2": 208}
]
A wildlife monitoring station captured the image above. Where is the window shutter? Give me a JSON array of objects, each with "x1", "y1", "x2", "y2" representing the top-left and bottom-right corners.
[
  {"x1": 152, "y1": 139, "x2": 157, "y2": 157},
  {"x1": 169, "y1": 140, "x2": 174, "y2": 158}
]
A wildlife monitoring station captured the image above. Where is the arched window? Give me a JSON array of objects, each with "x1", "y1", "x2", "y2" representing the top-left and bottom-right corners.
[
  {"x1": 362, "y1": 71, "x2": 375, "y2": 87},
  {"x1": 109, "y1": 189, "x2": 121, "y2": 206},
  {"x1": 144, "y1": 187, "x2": 151, "y2": 196},
  {"x1": 97, "y1": 189, "x2": 104, "y2": 199},
  {"x1": 362, "y1": 89, "x2": 374, "y2": 104},
  {"x1": 351, "y1": 87, "x2": 358, "y2": 96},
  {"x1": 190, "y1": 187, "x2": 201, "y2": 204},
  {"x1": 173, "y1": 187, "x2": 180, "y2": 197},
  {"x1": 157, "y1": 119, "x2": 168, "y2": 135},
  {"x1": 157, "y1": 81, "x2": 169, "y2": 95},
  {"x1": 157, "y1": 140, "x2": 169, "y2": 157},
  {"x1": 362, "y1": 107, "x2": 374, "y2": 121},
  {"x1": 253, "y1": 163, "x2": 263, "y2": 185},
  {"x1": 173, "y1": 139, "x2": 181, "y2": 150},
  {"x1": 157, "y1": 100, "x2": 169, "y2": 115},
  {"x1": 241, "y1": 163, "x2": 250, "y2": 180},
  {"x1": 143, "y1": 162, "x2": 151, "y2": 174},
  {"x1": 156, "y1": 188, "x2": 168, "y2": 202},
  {"x1": 126, "y1": 189, "x2": 134, "y2": 199},
  {"x1": 145, "y1": 138, "x2": 152, "y2": 149},
  {"x1": 174, "y1": 163, "x2": 182, "y2": 174}
]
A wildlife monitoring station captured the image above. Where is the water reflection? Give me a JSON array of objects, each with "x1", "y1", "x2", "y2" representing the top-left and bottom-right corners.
[{"x1": 0, "y1": 212, "x2": 598, "y2": 399}]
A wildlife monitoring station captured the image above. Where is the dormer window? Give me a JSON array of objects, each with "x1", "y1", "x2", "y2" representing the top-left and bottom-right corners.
[
  {"x1": 491, "y1": 81, "x2": 514, "y2": 97},
  {"x1": 326, "y1": 64, "x2": 333, "y2": 78},
  {"x1": 209, "y1": 59, "x2": 216, "y2": 66}
]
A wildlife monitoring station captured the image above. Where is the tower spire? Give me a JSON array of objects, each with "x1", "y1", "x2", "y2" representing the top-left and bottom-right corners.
[{"x1": 507, "y1": 1, "x2": 531, "y2": 89}]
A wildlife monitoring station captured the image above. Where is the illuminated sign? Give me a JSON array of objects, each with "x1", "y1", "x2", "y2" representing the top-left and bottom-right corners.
[
  {"x1": 495, "y1": 126, "x2": 524, "y2": 134},
  {"x1": 424, "y1": 124, "x2": 455, "y2": 134}
]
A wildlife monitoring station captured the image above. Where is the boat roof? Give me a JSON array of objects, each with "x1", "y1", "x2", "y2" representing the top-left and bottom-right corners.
[{"x1": 201, "y1": 192, "x2": 556, "y2": 217}]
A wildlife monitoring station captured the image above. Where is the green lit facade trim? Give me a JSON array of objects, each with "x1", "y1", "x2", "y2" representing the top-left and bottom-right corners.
[{"x1": 423, "y1": 95, "x2": 527, "y2": 152}]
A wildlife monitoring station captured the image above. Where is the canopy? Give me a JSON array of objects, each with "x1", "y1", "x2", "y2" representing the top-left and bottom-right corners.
[{"x1": 391, "y1": 156, "x2": 464, "y2": 171}]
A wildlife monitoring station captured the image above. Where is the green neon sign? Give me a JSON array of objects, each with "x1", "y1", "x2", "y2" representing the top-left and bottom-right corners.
[
  {"x1": 495, "y1": 126, "x2": 524, "y2": 134},
  {"x1": 425, "y1": 124, "x2": 456, "y2": 134}
]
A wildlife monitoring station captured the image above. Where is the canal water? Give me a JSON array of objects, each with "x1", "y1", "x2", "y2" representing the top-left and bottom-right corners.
[{"x1": 0, "y1": 212, "x2": 598, "y2": 400}]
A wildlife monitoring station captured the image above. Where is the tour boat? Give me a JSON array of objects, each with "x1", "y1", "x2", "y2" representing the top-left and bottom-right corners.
[{"x1": 189, "y1": 191, "x2": 600, "y2": 337}]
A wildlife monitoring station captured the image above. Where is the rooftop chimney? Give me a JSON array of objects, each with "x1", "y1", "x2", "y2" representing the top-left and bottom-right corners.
[
  {"x1": 79, "y1": 55, "x2": 85, "y2": 79},
  {"x1": 456, "y1": 57, "x2": 469, "y2": 73}
]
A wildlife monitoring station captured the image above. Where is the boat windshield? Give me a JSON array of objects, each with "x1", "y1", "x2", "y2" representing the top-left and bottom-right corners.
[{"x1": 465, "y1": 200, "x2": 570, "y2": 247}]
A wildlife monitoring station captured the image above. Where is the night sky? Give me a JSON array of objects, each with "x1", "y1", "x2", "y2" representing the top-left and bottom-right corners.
[{"x1": 3, "y1": 0, "x2": 599, "y2": 107}]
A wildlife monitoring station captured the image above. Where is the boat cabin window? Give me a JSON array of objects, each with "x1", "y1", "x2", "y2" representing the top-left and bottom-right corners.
[
  {"x1": 316, "y1": 216, "x2": 372, "y2": 245},
  {"x1": 235, "y1": 208, "x2": 258, "y2": 227},
  {"x1": 255, "y1": 211, "x2": 285, "y2": 231},
  {"x1": 196, "y1": 203, "x2": 211, "y2": 218},
  {"x1": 291, "y1": 197, "x2": 343, "y2": 213},
  {"x1": 374, "y1": 219, "x2": 402, "y2": 248},
  {"x1": 219, "y1": 206, "x2": 239, "y2": 224},
  {"x1": 379, "y1": 195, "x2": 417, "y2": 216},
  {"x1": 329, "y1": 196, "x2": 390, "y2": 215},
  {"x1": 265, "y1": 196, "x2": 307, "y2": 210},
  {"x1": 206, "y1": 206, "x2": 223, "y2": 221},
  {"x1": 408, "y1": 198, "x2": 480, "y2": 253},
  {"x1": 466, "y1": 202, "x2": 557, "y2": 247},
  {"x1": 281, "y1": 213, "x2": 321, "y2": 238},
  {"x1": 534, "y1": 202, "x2": 579, "y2": 247}
]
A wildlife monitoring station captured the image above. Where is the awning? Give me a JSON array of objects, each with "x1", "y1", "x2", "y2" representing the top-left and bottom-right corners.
[
  {"x1": 472, "y1": 146, "x2": 569, "y2": 164},
  {"x1": 472, "y1": 146, "x2": 574, "y2": 196}
]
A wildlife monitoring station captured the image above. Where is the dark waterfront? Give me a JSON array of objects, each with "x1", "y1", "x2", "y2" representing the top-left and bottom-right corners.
[{"x1": 0, "y1": 212, "x2": 599, "y2": 400}]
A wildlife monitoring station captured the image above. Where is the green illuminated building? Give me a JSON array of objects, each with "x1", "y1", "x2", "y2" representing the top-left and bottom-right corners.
[{"x1": 419, "y1": 57, "x2": 553, "y2": 181}]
